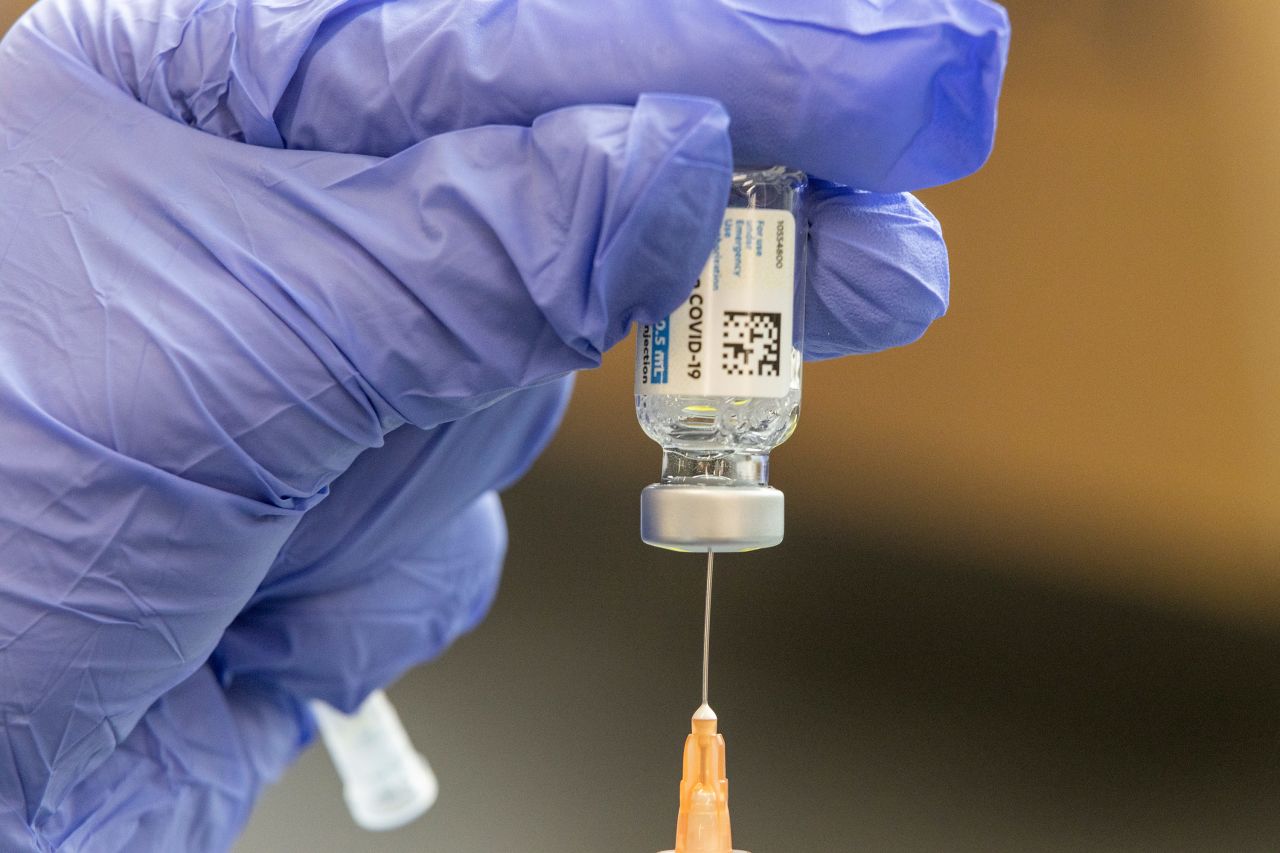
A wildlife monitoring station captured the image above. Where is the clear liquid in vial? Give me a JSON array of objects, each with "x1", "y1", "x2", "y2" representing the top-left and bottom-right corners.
[{"x1": 635, "y1": 166, "x2": 806, "y2": 477}]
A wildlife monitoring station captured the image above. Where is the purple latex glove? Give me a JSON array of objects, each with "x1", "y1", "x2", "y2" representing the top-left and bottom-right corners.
[{"x1": 0, "y1": 0, "x2": 1009, "y2": 848}]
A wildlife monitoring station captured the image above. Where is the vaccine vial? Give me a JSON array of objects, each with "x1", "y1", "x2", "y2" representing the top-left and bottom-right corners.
[{"x1": 635, "y1": 166, "x2": 806, "y2": 551}]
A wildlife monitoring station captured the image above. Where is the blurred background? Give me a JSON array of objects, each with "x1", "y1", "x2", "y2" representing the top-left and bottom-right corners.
[{"x1": 5, "y1": 0, "x2": 1280, "y2": 850}]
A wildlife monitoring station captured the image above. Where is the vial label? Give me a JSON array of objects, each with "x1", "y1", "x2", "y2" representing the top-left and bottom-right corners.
[{"x1": 636, "y1": 209, "x2": 795, "y2": 398}]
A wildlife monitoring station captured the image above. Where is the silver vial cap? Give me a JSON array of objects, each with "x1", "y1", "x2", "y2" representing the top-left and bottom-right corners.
[{"x1": 640, "y1": 483, "x2": 784, "y2": 553}]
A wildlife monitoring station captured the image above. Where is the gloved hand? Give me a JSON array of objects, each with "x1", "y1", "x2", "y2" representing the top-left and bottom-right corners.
[{"x1": 0, "y1": 0, "x2": 1009, "y2": 848}]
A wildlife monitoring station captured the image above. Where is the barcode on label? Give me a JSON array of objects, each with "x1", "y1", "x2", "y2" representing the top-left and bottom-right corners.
[{"x1": 722, "y1": 311, "x2": 782, "y2": 377}]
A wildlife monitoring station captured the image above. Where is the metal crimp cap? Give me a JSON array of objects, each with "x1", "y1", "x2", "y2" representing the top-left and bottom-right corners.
[{"x1": 640, "y1": 483, "x2": 784, "y2": 553}]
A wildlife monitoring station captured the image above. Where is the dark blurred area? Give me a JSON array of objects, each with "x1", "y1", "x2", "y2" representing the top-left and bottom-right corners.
[
  {"x1": 3, "y1": 0, "x2": 1278, "y2": 850},
  {"x1": 241, "y1": 490, "x2": 1280, "y2": 852}
]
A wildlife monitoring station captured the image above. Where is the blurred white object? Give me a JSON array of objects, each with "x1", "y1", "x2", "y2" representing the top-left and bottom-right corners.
[{"x1": 311, "y1": 690, "x2": 439, "y2": 831}]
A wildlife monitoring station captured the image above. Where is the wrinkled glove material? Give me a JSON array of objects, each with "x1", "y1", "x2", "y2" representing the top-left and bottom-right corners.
[{"x1": 0, "y1": 0, "x2": 1008, "y2": 848}]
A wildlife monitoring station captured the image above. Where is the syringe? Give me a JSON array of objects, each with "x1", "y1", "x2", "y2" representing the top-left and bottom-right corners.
[
  {"x1": 638, "y1": 167, "x2": 807, "y2": 853},
  {"x1": 634, "y1": 166, "x2": 807, "y2": 555},
  {"x1": 659, "y1": 552, "x2": 750, "y2": 853}
]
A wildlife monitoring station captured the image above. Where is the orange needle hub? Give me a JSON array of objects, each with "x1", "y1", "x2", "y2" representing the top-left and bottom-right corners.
[{"x1": 674, "y1": 703, "x2": 732, "y2": 853}]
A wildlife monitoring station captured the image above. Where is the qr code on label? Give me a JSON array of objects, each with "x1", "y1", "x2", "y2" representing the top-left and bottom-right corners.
[{"x1": 722, "y1": 311, "x2": 782, "y2": 377}]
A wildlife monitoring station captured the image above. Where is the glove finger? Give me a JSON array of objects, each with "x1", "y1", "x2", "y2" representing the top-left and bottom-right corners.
[
  {"x1": 20, "y1": 0, "x2": 1009, "y2": 191},
  {"x1": 5, "y1": 45, "x2": 731, "y2": 433},
  {"x1": 246, "y1": 378, "x2": 572, "y2": 604},
  {"x1": 215, "y1": 379, "x2": 570, "y2": 711},
  {"x1": 0, "y1": 402, "x2": 305, "y2": 824},
  {"x1": 804, "y1": 185, "x2": 951, "y2": 360},
  {"x1": 29, "y1": 667, "x2": 306, "y2": 852},
  {"x1": 38, "y1": 386, "x2": 561, "y2": 849},
  {"x1": 7, "y1": 385, "x2": 551, "y2": 846},
  {"x1": 270, "y1": 94, "x2": 732, "y2": 429},
  {"x1": 215, "y1": 491, "x2": 507, "y2": 712}
]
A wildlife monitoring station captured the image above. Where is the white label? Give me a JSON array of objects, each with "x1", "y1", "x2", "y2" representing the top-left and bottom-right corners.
[{"x1": 635, "y1": 209, "x2": 794, "y2": 398}]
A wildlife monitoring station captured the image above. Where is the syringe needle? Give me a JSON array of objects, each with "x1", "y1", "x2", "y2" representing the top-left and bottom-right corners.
[
  {"x1": 666, "y1": 551, "x2": 733, "y2": 853},
  {"x1": 702, "y1": 550, "x2": 714, "y2": 708}
]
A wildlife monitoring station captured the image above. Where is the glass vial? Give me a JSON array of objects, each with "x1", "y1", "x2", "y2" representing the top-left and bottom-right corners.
[{"x1": 635, "y1": 166, "x2": 806, "y2": 551}]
